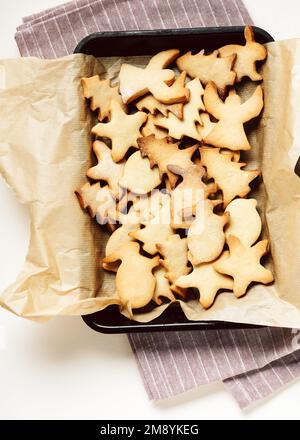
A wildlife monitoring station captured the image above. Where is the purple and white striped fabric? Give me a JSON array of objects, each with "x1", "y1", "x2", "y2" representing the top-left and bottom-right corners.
[
  {"x1": 15, "y1": 0, "x2": 252, "y2": 58},
  {"x1": 129, "y1": 328, "x2": 300, "y2": 407},
  {"x1": 15, "y1": 0, "x2": 300, "y2": 409}
]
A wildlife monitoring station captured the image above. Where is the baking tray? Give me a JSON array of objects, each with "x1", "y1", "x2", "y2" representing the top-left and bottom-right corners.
[{"x1": 75, "y1": 26, "x2": 274, "y2": 334}]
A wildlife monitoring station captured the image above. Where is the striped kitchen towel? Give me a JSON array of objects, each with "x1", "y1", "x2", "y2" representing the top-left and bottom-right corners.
[{"x1": 15, "y1": 0, "x2": 300, "y2": 409}]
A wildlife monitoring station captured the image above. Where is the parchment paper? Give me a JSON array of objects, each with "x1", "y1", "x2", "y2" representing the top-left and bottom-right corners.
[{"x1": 1, "y1": 41, "x2": 300, "y2": 327}]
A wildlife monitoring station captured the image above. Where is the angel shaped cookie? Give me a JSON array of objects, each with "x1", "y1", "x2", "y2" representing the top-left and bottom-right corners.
[
  {"x1": 119, "y1": 50, "x2": 189, "y2": 104},
  {"x1": 203, "y1": 82, "x2": 264, "y2": 150}
]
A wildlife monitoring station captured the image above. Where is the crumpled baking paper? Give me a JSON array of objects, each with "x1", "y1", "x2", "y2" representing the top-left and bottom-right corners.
[{"x1": 0, "y1": 43, "x2": 300, "y2": 326}]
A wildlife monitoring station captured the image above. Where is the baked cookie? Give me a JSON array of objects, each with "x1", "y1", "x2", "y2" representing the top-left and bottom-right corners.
[
  {"x1": 156, "y1": 234, "x2": 190, "y2": 295},
  {"x1": 129, "y1": 196, "x2": 174, "y2": 255},
  {"x1": 175, "y1": 256, "x2": 234, "y2": 309},
  {"x1": 75, "y1": 182, "x2": 117, "y2": 231},
  {"x1": 203, "y1": 82, "x2": 264, "y2": 151},
  {"x1": 92, "y1": 100, "x2": 147, "y2": 162},
  {"x1": 87, "y1": 141, "x2": 125, "y2": 198},
  {"x1": 200, "y1": 146, "x2": 260, "y2": 206},
  {"x1": 219, "y1": 26, "x2": 267, "y2": 82},
  {"x1": 119, "y1": 50, "x2": 189, "y2": 104},
  {"x1": 153, "y1": 265, "x2": 176, "y2": 305},
  {"x1": 188, "y1": 199, "x2": 229, "y2": 265},
  {"x1": 81, "y1": 76, "x2": 127, "y2": 121},
  {"x1": 141, "y1": 114, "x2": 168, "y2": 139},
  {"x1": 119, "y1": 150, "x2": 161, "y2": 194},
  {"x1": 214, "y1": 235, "x2": 274, "y2": 297},
  {"x1": 177, "y1": 49, "x2": 236, "y2": 97},
  {"x1": 103, "y1": 241, "x2": 160, "y2": 313},
  {"x1": 138, "y1": 135, "x2": 198, "y2": 189},
  {"x1": 167, "y1": 164, "x2": 217, "y2": 228},
  {"x1": 155, "y1": 78, "x2": 205, "y2": 141},
  {"x1": 225, "y1": 198, "x2": 262, "y2": 246}
]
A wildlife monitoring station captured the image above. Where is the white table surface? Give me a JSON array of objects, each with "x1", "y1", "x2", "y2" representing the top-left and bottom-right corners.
[{"x1": 0, "y1": 0, "x2": 300, "y2": 421}]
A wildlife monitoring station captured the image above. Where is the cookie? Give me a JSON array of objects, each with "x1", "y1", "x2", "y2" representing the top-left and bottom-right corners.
[
  {"x1": 219, "y1": 26, "x2": 267, "y2": 82},
  {"x1": 176, "y1": 49, "x2": 236, "y2": 97},
  {"x1": 155, "y1": 78, "x2": 205, "y2": 141},
  {"x1": 188, "y1": 199, "x2": 229, "y2": 265},
  {"x1": 136, "y1": 94, "x2": 169, "y2": 116},
  {"x1": 112, "y1": 205, "x2": 142, "y2": 227},
  {"x1": 134, "y1": 191, "x2": 170, "y2": 220},
  {"x1": 75, "y1": 182, "x2": 115, "y2": 220},
  {"x1": 118, "y1": 190, "x2": 169, "y2": 225},
  {"x1": 136, "y1": 93, "x2": 185, "y2": 121},
  {"x1": 87, "y1": 141, "x2": 125, "y2": 198},
  {"x1": 197, "y1": 112, "x2": 216, "y2": 139},
  {"x1": 214, "y1": 235, "x2": 274, "y2": 297},
  {"x1": 102, "y1": 260, "x2": 120, "y2": 273},
  {"x1": 103, "y1": 241, "x2": 160, "y2": 312},
  {"x1": 105, "y1": 224, "x2": 138, "y2": 257},
  {"x1": 200, "y1": 146, "x2": 260, "y2": 206},
  {"x1": 153, "y1": 266, "x2": 176, "y2": 305},
  {"x1": 203, "y1": 82, "x2": 264, "y2": 150},
  {"x1": 119, "y1": 150, "x2": 161, "y2": 194},
  {"x1": 167, "y1": 164, "x2": 217, "y2": 228},
  {"x1": 220, "y1": 149, "x2": 240, "y2": 163},
  {"x1": 129, "y1": 196, "x2": 174, "y2": 255},
  {"x1": 81, "y1": 76, "x2": 126, "y2": 121},
  {"x1": 156, "y1": 234, "x2": 190, "y2": 295},
  {"x1": 75, "y1": 182, "x2": 117, "y2": 231},
  {"x1": 141, "y1": 114, "x2": 168, "y2": 139},
  {"x1": 119, "y1": 49, "x2": 189, "y2": 104},
  {"x1": 92, "y1": 100, "x2": 147, "y2": 162},
  {"x1": 225, "y1": 198, "x2": 262, "y2": 246},
  {"x1": 174, "y1": 256, "x2": 234, "y2": 309},
  {"x1": 138, "y1": 135, "x2": 198, "y2": 189}
]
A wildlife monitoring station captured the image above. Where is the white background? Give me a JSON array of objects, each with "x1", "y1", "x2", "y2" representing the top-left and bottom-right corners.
[{"x1": 0, "y1": 0, "x2": 300, "y2": 421}]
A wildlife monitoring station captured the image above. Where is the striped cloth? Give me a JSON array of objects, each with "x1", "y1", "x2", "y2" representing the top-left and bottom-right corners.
[{"x1": 15, "y1": 0, "x2": 300, "y2": 409}]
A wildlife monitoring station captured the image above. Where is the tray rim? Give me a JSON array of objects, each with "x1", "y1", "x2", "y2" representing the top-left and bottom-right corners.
[
  {"x1": 76, "y1": 25, "x2": 274, "y2": 334},
  {"x1": 74, "y1": 25, "x2": 274, "y2": 54}
]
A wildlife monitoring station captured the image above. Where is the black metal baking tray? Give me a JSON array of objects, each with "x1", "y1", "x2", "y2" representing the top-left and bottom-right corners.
[{"x1": 75, "y1": 26, "x2": 274, "y2": 334}]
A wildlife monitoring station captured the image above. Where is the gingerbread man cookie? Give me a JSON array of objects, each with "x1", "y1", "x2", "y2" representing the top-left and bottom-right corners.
[{"x1": 214, "y1": 235, "x2": 274, "y2": 297}]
